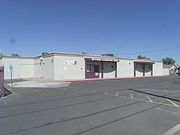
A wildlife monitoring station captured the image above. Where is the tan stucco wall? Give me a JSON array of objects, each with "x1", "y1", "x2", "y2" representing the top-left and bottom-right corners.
[
  {"x1": 54, "y1": 55, "x2": 85, "y2": 80},
  {"x1": 153, "y1": 62, "x2": 169, "y2": 76},
  {"x1": 34, "y1": 56, "x2": 54, "y2": 80},
  {"x1": 34, "y1": 58, "x2": 41, "y2": 79},
  {"x1": 1, "y1": 54, "x2": 168, "y2": 81},
  {"x1": 2, "y1": 57, "x2": 34, "y2": 79},
  {"x1": 117, "y1": 59, "x2": 134, "y2": 77}
]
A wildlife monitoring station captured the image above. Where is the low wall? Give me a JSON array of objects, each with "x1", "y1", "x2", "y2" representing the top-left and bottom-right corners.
[{"x1": 162, "y1": 69, "x2": 170, "y2": 76}]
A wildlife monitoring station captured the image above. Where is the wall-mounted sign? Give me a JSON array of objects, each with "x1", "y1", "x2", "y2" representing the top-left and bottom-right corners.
[
  {"x1": 64, "y1": 61, "x2": 77, "y2": 65},
  {"x1": 9, "y1": 65, "x2": 13, "y2": 72}
]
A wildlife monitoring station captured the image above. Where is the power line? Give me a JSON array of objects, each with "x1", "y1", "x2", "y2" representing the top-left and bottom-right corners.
[{"x1": 115, "y1": 47, "x2": 180, "y2": 56}]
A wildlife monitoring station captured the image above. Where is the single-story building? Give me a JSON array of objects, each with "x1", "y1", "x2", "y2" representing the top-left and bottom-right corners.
[
  {"x1": 163, "y1": 64, "x2": 179, "y2": 75},
  {"x1": 0, "y1": 52, "x2": 170, "y2": 80}
]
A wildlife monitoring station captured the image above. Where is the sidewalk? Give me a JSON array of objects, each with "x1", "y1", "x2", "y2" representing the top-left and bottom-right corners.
[{"x1": 7, "y1": 79, "x2": 71, "y2": 88}]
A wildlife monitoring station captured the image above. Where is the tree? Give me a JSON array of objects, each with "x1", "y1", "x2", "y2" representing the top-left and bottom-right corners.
[
  {"x1": 101, "y1": 54, "x2": 114, "y2": 57},
  {"x1": 0, "y1": 51, "x2": 2, "y2": 59},
  {"x1": 162, "y1": 57, "x2": 175, "y2": 65},
  {"x1": 81, "y1": 52, "x2": 87, "y2": 54},
  {"x1": 11, "y1": 53, "x2": 21, "y2": 57},
  {"x1": 42, "y1": 52, "x2": 49, "y2": 55},
  {"x1": 137, "y1": 55, "x2": 150, "y2": 60}
]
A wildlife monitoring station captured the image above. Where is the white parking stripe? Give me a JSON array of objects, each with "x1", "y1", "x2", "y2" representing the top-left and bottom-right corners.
[
  {"x1": 163, "y1": 124, "x2": 180, "y2": 135},
  {"x1": 166, "y1": 99, "x2": 179, "y2": 107},
  {"x1": 165, "y1": 90, "x2": 169, "y2": 93},
  {"x1": 156, "y1": 108, "x2": 180, "y2": 115},
  {"x1": 130, "y1": 93, "x2": 133, "y2": 99},
  {"x1": 115, "y1": 91, "x2": 120, "y2": 96},
  {"x1": 146, "y1": 96, "x2": 153, "y2": 102}
]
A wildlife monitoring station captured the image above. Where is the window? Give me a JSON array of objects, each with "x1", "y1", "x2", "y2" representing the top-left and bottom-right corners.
[{"x1": 86, "y1": 65, "x2": 99, "y2": 72}]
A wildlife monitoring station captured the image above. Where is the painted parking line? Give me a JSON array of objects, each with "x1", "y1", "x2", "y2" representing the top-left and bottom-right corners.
[
  {"x1": 164, "y1": 90, "x2": 169, "y2": 93},
  {"x1": 146, "y1": 96, "x2": 153, "y2": 102},
  {"x1": 130, "y1": 93, "x2": 133, "y2": 99},
  {"x1": 138, "y1": 88, "x2": 180, "y2": 94},
  {"x1": 115, "y1": 91, "x2": 120, "y2": 96},
  {"x1": 166, "y1": 99, "x2": 179, "y2": 107},
  {"x1": 163, "y1": 124, "x2": 180, "y2": 135},
  {"x1": 104, "y1": 91, "x2": 109, "y2": 95},
  {"x1": 156, "y1": 108, "x2": 180, "y2": 115},
  {"x1": 103, "y1": 90, "x2": 180, "y2": 108}
]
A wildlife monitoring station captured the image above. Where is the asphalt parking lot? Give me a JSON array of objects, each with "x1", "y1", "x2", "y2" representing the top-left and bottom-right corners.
[{"x1": 0, "y1": 76, "x2": 180, "y2": 135}]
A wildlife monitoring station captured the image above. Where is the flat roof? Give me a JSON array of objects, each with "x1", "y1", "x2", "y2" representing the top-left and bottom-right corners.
[
  {"x1": 2, "y1": 56, "x2": 34, "y2": 59},
  {"x1": 2, "y1": 52, "x2": 162, "y2": 63},
  {"x1": 134, "y1": 61, "x2": 155, "y2": 64}
]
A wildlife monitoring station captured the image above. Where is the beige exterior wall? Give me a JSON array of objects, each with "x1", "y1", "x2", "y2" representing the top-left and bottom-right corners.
[
  {"x1": 34, "y1": 56, "x2": 54, "y2": 80},
  {"x1": 1, "y1": 54, "x2": 168, "y2": 81},
  {"x1": 153, "y1": 62, "x2": 164, "y2": 76},
  {"x1": 34, "y1": 58, "x2": 41, "y2": 79},
  {"x1": 54, "y1": 55, "x2": 85, "y2": 80},
  {"x1": 2, "y1": 57, "x2": 34, "y2": 79},
  {"x1": 162, "y1": 68, "x2": 170, "y2": 75},
  {"x1": 117, "y1": 59, "x2": 134, "y2": 77},
  {"x1": 153, "y1": 62, "x2": 170, "y2": 76}
]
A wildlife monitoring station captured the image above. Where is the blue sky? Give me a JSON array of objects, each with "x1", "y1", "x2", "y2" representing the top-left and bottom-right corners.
[{"x1": 0, "y1": 0, "x2": 180, "y2": 64}]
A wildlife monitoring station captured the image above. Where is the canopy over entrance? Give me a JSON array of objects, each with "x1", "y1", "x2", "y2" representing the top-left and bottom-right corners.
[
  {"x1": 84, "y1": 56, "x2": 119, "y2": 62},
  {"x1": 84, "y1": 56, "x2": 118, "y2": 79},
  {"x1": 134, "y1": 60, "x2": 154, "y2": 77},
  {"x1": 134, "y1": 60, "x2": 155, "y2": 64}
]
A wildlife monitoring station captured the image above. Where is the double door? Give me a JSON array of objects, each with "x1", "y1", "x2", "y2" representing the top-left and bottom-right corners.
[{"x1": 86, "y1": 64, "x2": 100, "y2": 78}]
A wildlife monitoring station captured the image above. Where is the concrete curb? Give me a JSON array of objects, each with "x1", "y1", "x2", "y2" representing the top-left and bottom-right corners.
[
  {"x1": 3, "y1": 83, "x2": 12, "y2": 96},
  {"x1": 63, "y1": 76, "x2": 169, "y2": 83},
  {"x1": 0, "y1": 83, "x2": 12, "y2": 98}
]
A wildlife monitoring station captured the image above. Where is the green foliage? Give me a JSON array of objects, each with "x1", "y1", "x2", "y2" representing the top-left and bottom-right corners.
[
  {"x1": 0, "y1": 52, "x2": 2, "y2": 59},
  {"x1": 101, "y1": 54, "x2": 114, "y2": 57},
  {"x1": 11, "y1": 53, "x2": 21, "y2": 57},
  {"x1": 137, "y1": 55, "x2": 150, "y2": 60},
  {"x1": 42, "y1": 52, "x2": 49, "y2": 55},
  {"x1": 162, "y1": 57, "x2": 175, "y2": 65},
  {"x1": 81, "y1": 52, "x2": 87, "y2": 54}
]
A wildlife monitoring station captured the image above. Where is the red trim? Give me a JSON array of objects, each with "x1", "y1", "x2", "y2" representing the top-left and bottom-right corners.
[
  {"x1": 84, "y1": 58, "x2": 118, "y2": 62},
  {"x1": 63, "y1": 76, "x2": 169, "y2": 83},
  {"x1": 84, "y1": 58, "x2": 93, "y2": 61},
  {"x1": 134, "y1": 61, "x2": 154, "y2": 64}
]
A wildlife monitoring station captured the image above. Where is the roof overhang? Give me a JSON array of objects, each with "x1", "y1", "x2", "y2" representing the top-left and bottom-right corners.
[
  {"x1": 84, "y1": 57, "x2": 119, "y2": 62},
  {"x1": 134, "y1": 61, "x2": 154, "y2": 64}
]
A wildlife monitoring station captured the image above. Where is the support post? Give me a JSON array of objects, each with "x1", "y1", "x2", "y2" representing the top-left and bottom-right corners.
[
  {"x1": 101, "y1": 61, "x2": 103, "y2": 78},
  {"x1": 0, "y1": 66, "x2": 5, "y2": 97},
  {"x1": 134, "y1": 62, "x2": 136, "y2": 77},
  {"x1": 115, "y1": 62, "x2": 117, "y2": 78}
]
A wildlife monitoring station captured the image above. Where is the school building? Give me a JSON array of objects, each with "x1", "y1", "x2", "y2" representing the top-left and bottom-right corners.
[{"x1": 0, "y1": 52, "x2": 170, "y2": 80}]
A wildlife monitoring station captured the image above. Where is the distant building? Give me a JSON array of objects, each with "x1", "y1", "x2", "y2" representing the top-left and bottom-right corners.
[{"x1": 163, "y1": 64, "x2": 178, "y2": 74}]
